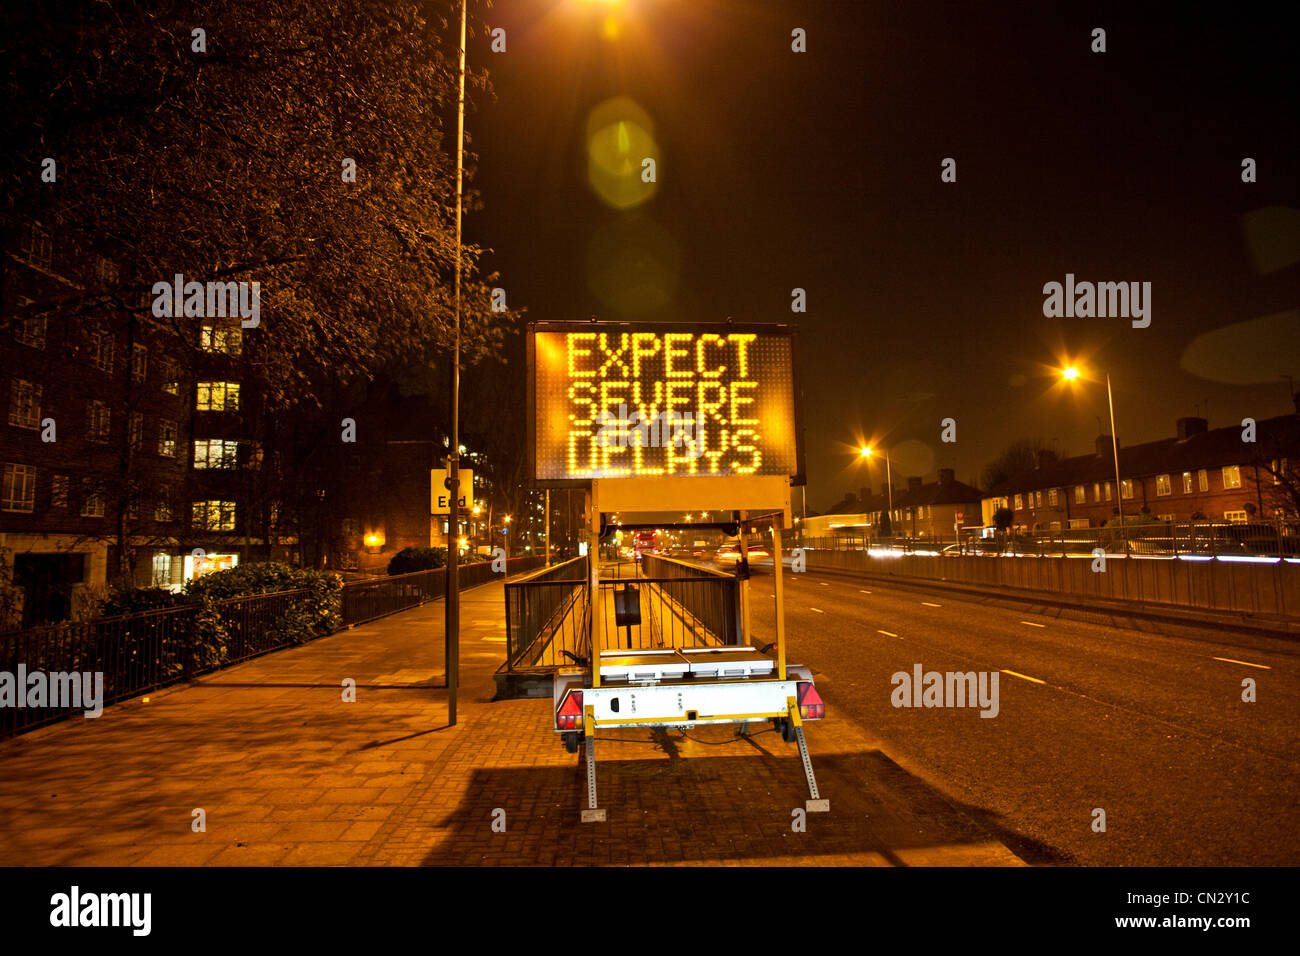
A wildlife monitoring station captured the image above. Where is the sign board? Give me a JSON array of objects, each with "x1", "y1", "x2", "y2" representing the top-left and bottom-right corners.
[
  {"x1": 430, "y1": 468, "x2": 474, "y2": 515},
  {"x1": 528, "y1": 321, "x2": 803, "y2": 486}
]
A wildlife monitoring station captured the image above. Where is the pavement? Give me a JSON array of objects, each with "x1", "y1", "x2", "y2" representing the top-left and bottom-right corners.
[{"x1": 0, "y1": 573, "x2": 1025, "y2": 867}]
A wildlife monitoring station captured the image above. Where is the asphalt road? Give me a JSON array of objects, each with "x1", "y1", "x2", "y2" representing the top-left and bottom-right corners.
[{"x1": 742, "y1": 568, "x2": 1300, "y2": 866}]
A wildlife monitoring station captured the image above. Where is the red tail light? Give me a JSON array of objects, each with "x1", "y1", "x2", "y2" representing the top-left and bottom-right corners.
[
  {"x1": 556, "y1": 690, "x2": 583, "y2": 730},
  {"x1": 797, "y1": 681, "x2": 824, "y2": 720}
]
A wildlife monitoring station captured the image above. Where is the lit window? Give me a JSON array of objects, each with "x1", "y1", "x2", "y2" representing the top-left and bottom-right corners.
[
  {"x1": 2, "y1": 463, "x2": 36, "y2": 512},
  {"x1": 196, "y1": 381, "x2": 240, "y2": 412},
  {"x1": 1198, "y1": 469, "x2": 1209, "y2": 492},
  {"x1": 192, "y1": 499, "x2": 237, "y2": 531},
  {"x1": 158, "y1": 420, "x2": 178, "y2": 457},
  {"x1": 193, "y1": 439, "x2": 239, "y2": 469},
  {"x1": 1104, "y1": 482, "x2": 1113, "y2": 501},
  {"x1": 1182, "y1": 471, "x2": 1192, "y2": 494},
  {"x1": 1074, "y1": 485, "x2": 1086, "y2": 504},
  {"x1": 1068, "y1": 518, "x2": 1090, "y2": 529},
  {"x1": 151, "y1": 553, "x2": 172, "y2": 586},
  {"x1": 199, "y1": 325, "x2": 242, "y2": 355},
  {"x1": 1223, "y1": 510, "x2": 1247, "y2": 523},
  {"x1": 1157, "y1": 514, "x2": 1176, "y2": 522},
  {"x1": 1047, "y1": 488, "x2": 1058, "y2": 507},
  {"x1": 1156, "y1": 475, "x2": 1171, "y2": 497},
  {"x1": 1014, "y1": 494, "x2": 1023, "y2": 510},
  {"x1": 87, "y1": 401, "x2": 111, "y2": 443},
  {"x1": 1221, "y1": 466, "x2": 1241, "y2": 489},
  {"x1": 1093, "y1": 482, "x2": 1101, "y2": 501},
  {"x1": 8, "y1": 379, "x2": 41, "y2": 429},
  {"x1": 1035, "y1": 490, "x2": 1043, "y2": 507},
  {"x1": 1120, "y1": 479, "x2": 1134, "y2": 499}
]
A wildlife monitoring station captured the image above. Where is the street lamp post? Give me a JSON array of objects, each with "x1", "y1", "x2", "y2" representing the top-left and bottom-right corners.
[
  {"x1": 1063, "y1": 365, "x2": 1126, "y2": 551},
  {"x1": 861, "y1": 446, "x2": 893, "y2": 546}
]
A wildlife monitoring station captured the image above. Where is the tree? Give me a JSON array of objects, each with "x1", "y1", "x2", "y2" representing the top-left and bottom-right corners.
[
  {"x1": 993, "y1": 507, "x2": 1013, "y2": 532},
  {"x1": 981, "y1": 439, "x2": 1059, "y2": 491}
]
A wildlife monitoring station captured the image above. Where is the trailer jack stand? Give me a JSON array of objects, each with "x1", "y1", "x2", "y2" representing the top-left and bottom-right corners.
[
  {"x1": 581, "y1": 706, "x2": 606, "y2": 822},
  {"x1": 789, "y1": 701, "x2": 829, "y2": 813}
]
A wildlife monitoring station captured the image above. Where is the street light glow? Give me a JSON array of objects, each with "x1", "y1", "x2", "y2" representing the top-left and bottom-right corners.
[
  {"x1": 860, "y1": 446, "x2": 871, "y2": 458},
  {"x1": 1063, "y1": 366, "x2": 1080, "y2": 381}
]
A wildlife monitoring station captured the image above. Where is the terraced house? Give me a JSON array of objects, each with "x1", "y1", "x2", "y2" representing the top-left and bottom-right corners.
[{"x1": 980, "y1": 411, "x2": 1300, "y2": 534}]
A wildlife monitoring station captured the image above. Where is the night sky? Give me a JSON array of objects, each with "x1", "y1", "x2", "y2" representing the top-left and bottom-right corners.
[{"x1": 464, "y1": 0, "x2": 1299, "y2": 511}]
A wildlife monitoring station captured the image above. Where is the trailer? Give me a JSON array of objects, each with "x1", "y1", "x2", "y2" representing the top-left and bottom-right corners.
[{"x1": 528, "y1": 320, "x2": 829, "y2": 822}]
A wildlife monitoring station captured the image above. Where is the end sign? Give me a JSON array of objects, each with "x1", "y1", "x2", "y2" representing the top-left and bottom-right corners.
[{"x1": 431, "y1": 468, "x2": 474, "y2": 515}]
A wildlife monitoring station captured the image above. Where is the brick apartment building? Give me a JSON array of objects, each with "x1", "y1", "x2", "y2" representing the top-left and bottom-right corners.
[{"x1": 980, "y1": 413, "x2": 1300, "y2": 532}]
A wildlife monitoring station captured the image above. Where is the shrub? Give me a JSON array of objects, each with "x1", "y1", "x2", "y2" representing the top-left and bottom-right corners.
[
  {"x1": 99, "y1": 586, "x2": 186, "y2": 618},
  {"x1": 387, "y1": 547, "x2": 447, "y2": 575}
]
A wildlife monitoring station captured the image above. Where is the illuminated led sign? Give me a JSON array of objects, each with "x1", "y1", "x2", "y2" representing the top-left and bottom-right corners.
[{"x1": 530, "y1": 323, "x2": 800, "y2": 482}]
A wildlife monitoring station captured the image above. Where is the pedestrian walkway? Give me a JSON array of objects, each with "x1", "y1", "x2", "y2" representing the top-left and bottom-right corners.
[{"x1": 0, "y1": 575, "x2": 1025, "y2": 866}]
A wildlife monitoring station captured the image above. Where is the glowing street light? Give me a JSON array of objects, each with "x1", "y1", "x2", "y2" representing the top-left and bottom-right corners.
[
  {"x1": 860, "y1": 445, "x2": 894, "y2": 520},
  {"x1": 1061, "y1": 363, "x2": 1126, "y2": 547}
]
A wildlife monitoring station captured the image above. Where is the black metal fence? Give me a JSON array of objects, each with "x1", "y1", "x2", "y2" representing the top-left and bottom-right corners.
[
  {"x1": 0, "y1": 555, "x2": 546, "y2": 739},
  {"x1": 638, "y1": 553, "x2": 741, "y2": 647},
  {"x1": 504, "y1": 556, "x2": 589, "y2": 670}
]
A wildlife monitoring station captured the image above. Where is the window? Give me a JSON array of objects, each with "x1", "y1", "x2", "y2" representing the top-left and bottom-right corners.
[
  {"x1": 80, "y1": 480, "x2": 104, "y2": 517},
  {"x1": 19, "y1": 222, "x2": 52, "y2": 268},
  {"x1": 1183, "y1": 471, "x2": 1193, "y2": 494},
  {"x1": 199, "y1": 325, "x2": 242, "y2": 355},
  {"x1": 1156, "y1": 474, "x2": 1171, "y2": 497},
  {"x1": 1104, "y1": 482, "x2": 1113, "y2": 501},
  {"x1": 196, "y1": 381, "x2": 240, "y2": 411},
  {"x1": 8, "y1": 379, "x2": 41, "y2": 429},
  {"x1": 51, "y1": 474, "x2": 68, "y2": 509},
  {"x1": 1157, "y1": 514, "x2": 1176, "y2": 522},
  {"x1": 1014, "y1": 494, "x2": 1023, "y2": 510},
  {"x1": 1068, "y1": 518, "x2": 1090, "y2": 529},
  {"x1": 158, "y1": 420, "x2": 177, "y2": 457},
  {"x1": 1047, "y1": 488, "x2": 1059, "y2": 507},
  {"x1": 1074, "y1": 485, "x2": 1086, "y2": 504},
  {"x1": 131, "y1": 344, "x2": 148, "y2": 383},
  {"x1": 1223, "y1": 510, "x2": 1248, "y2": 523},
  {"x1": 128, "y1": 412, "x2": 143, "y2": 450},
  {"x1": 193, "y1": 439, "x2": 239, "y2": 469},
  {"x1": 1222, "y1": 465, "x2": 1241, "y2": 489},
  {"x1": 151, "y1": 553, "x2": 172, "y2": 587},
  {"x1": 87, "y1": 401, "x2": 111, "y2": 442},
  {"x1": 1035, "y1": 490, "x2": 1043, "y2": 507},
  {"x1": 90, "y1": 331, "x2": 114, "y2": 373},
  {"x1": 2, "y1": 463, "x2": 36, "y2": 512},
  {"x1": 158, "y1": 358, "x2": 179, "y2": 395},
  {"x1": 13, "y1": 315, "x2": 47, "y2": 349},
  {"x1": 155, "y1": 497, "x2": 173, "y2": 522},
  {"x1": 1120, "y1": 479, "x2": 1135, "y2": 499},
  {"x1": 1093, "y1": 482, "x2": 1101, "y2": 501},
  {"x1": 192, "y1": 499, "x2": 237, "y2": 531},
  {"x1": 1048, "y1": 521, "x2": 1061, "y2": 531}
]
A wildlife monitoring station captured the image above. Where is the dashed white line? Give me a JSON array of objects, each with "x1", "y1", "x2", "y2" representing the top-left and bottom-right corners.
[
  {"x1": 1020, "y1": 621, "x2": 1046, "y2": 628},
  {"x1": 859, "y1": 589, "x2": 872, "y2": 594},
  {"x1": 810, "y1": 607, "x2": 825, "y2": 614},
  {"x1": 1213, "y1": 656, "x2": 1270, "y2": 670},
  {"x1": 921, "y1": 601, "x2": 942, "y2": 608},
  {"x1": 1001, "y1": 669, "x2": 1045, "y2": 684},
  {"x1": 877, "y1": 629, "x2": 898, "y2": 637}
]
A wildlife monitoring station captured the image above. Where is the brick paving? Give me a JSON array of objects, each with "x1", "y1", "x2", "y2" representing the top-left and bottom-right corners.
[{"x1": 0, "y1": 576, "x2": 1024, "y2": 866}]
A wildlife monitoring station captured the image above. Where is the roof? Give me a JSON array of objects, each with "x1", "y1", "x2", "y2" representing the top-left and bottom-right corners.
[{"x1": 987, "y1": 414, "x2": 1300, "y2": 497}]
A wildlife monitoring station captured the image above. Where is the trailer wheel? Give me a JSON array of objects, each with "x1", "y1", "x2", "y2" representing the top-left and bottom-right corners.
[
  {"x1": 564, "y1": 732, "x2": 582, "y2": 754},
  {"x1": 774, "y1": 718, "x2": 797, "y2": 743}
]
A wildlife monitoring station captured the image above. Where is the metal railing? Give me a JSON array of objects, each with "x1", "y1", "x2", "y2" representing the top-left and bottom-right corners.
[
  {"x1": 639, "y1": 552, "x2": 741, "y2": 647},
  {"x1": 504, "y1": 556, "x2": 589, "y2": 670},
  {"x1": 0, "y1": 554, "x2": 547, "y2": 739}
]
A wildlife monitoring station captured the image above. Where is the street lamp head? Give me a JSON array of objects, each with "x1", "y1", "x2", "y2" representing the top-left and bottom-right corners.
[{"x1": 1062, "y1": 366, "x2": 1080, "y2": 381}]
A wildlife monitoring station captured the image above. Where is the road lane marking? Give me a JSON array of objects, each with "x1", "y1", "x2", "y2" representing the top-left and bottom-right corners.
[
  {"x1": 859, "y1": 589, "x2": 872, "y2": 594},
  {"x1": 819, "y1": 581, "x2": 829, "y2": 586},
  {"x1": 921, "y1": 601, "x2": 942, "y2": 607},
  {"x1": 810, "y1": 607, "x2": 825, "y2": 613},
  {"x1": 1020, "y1": 621, "x2": 1046, "y2": 628},
  {"x1": 1213, "y1": 656, "x2": 1270, "y2": 670},
  {"x1": 1001, "y1": 669, "x2": 1045, "y2": 684},
  {"x1": 877, "y1": 629, "x2": 898, "y2": 637}
]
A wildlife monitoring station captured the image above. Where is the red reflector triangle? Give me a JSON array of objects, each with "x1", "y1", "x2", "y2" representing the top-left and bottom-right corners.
[
  {"x1": 798, "y1": 682, "x2": 823, "y2": 706},
  {"x1": 558, "y1": 692, "x2": 583, "y2": 717}
]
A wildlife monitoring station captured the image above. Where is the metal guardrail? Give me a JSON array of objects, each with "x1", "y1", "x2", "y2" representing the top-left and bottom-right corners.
[
  {"x1": 504, "y1": 556, "x2": 589, "y2": 670},
  {"x1": 0, "y1": 554, "x2": 546, "y2": 739},
  {"x1": 639, "y1": 552, "x2": 741, "y2": 646}
]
